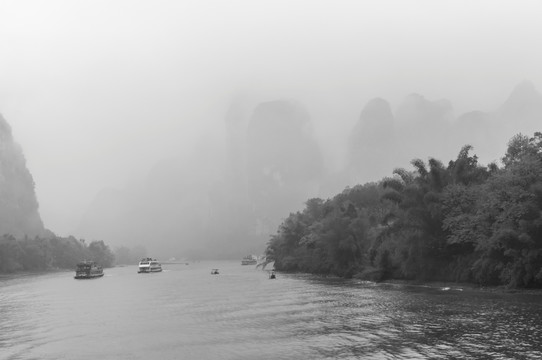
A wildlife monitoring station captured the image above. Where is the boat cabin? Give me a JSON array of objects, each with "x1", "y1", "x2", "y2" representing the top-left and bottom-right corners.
[{"x1": 74, "y1": 260, "x2": 104, "y2": 279}]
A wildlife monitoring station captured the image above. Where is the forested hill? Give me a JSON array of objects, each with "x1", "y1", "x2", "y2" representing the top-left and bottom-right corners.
[
  {"x1": 0, "y1": 114, "x2": 116, "y2": 273},
  {"x1": 266, "y1": 132, "x2": 542, "y2": 289},
  {"x1": 0, "y1": 114, "x2": 44, "y2": 237}
]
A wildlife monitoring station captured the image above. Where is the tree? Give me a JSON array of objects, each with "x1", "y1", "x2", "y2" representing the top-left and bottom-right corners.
[
  {"x1": 265, "y1": 133, "x2": 542, "y2": 288},
  {"x1": 88, "y1": 240, "x2": 115, "y2": 267}
]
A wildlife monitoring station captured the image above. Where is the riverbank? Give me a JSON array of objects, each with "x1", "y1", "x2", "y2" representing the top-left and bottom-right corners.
[
  {"x1": 375, "y1": 278, "x2": 542, "y2": 295},
  {"x1": 0, "y1": 265, "x2": 118, "y2": 278},
  {"x1": 350, "y1": 266, "x2": 542, "y2": 294}
]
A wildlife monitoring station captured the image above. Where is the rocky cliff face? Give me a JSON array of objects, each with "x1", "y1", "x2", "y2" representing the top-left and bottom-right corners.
[{"x1": 0, "y1": 114, "x2": 44, "y2": 237}]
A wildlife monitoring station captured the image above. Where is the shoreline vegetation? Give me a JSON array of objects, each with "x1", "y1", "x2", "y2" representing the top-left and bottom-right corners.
[
  {"x1": 4, "y1": 133, "x2": 542, "y2": 292},
  {"x1": 0, "y1": 234, "x2": 115, "y2": 273},
  {"x1": 265, "y1": 132, "x2": 542, "y2": 290}
]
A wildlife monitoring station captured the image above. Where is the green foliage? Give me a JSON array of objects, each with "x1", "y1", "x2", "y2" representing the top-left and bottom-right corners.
[
  {"x1": 502, "y1": 132, "x2": 542, "y2": 167},
  {"x1": 0, "y1": 234, "x2": 115, "y2": 273},
  {"x1": 88, "y1": 240, "x2": 115, "y2": 267},
  {"x1": 266, "y1": 184, "x2": 386, "y2": 278},
  {"x1": 267, "y1": 132, "x2": 542, "y2": 288}
]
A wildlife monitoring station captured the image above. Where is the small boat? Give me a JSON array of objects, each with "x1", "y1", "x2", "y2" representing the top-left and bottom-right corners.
[
  {"x1": 138, "y1": 258, "x2": 163, "y2": 273},
  {"x1": 241, "y1": 255, "x2": 257, "y2": 265},
  {"x1": 211, "y1": 269, "x2": 219, "y2": 275},
  {"x1": 269, "y1": 270, "x2": 276, "y2": 279},
  {"x1": 74, "y1": 261, "x2": 104, "y2": 279}
]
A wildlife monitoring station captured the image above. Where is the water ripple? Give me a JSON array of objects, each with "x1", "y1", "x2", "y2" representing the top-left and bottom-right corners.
[{"x1": 1, "y1": 264, "x2": 542, "y2": 359}]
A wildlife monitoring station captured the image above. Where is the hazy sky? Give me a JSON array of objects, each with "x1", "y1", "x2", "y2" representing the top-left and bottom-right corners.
[{"x1": 1, "y1": 0, "x2": 542, "y2": 236}]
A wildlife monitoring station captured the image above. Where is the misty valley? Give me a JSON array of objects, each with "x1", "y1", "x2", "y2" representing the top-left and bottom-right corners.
[
  {"x1": 1, "y1": 81, "x2": 542, "y2": 290},
  {"x1": 4, "y1": 1, "x2": 542, "y2": 358},
  {"x1": 2, "y1": 82, "x2": 542, "y2": 360}
]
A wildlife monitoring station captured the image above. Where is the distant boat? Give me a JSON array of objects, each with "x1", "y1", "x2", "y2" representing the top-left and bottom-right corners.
[
  {"x1": 211, "y1": 269, "x2": 219, "y2": 275},
  {"x1": 138, "y1": 258, "x2": 163, "y2": 273},
  {"x1": 74, "y1": 261, "x2": 104, "y2": 279},
  {"x1": 269, "y1": 270, "x2": 276, "y2": 279},
  {"x1": 241, "y1": 255, "x2": 257, "y2": 265}
]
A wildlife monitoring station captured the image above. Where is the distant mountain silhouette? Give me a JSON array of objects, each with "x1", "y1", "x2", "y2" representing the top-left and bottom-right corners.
[
  {"x1": 498, "y1": 80, "x2": 542, "y2": 139},
  {"x1": 0, "y1": 114, "x2": 44, "y2": 237},
  {"x1": 450, "y1": 111, "x2": 499, "y2": 164},
  {"x1": 446, "y1": 80, "x2": 542, "y2": 165},
  {"x1": 347, "y1": 98, "x2": 395, "y2": 184},
  {"x1": 342, "y1": 81, "x2": 541, "y2": 186},
  {"x1": 246, "y1": 100, "x2": 324, "y2": 234},
  {"x1": 395, "y1": 93, "x2": 454, "y2": 163},
  {"x1": 77, "y1": 187, "x2": 139, "y2": 244},
  {"x1": 75, "y1": 80, "x2": 542, "y2": 259},
  {"x1": 344, "y1": 93, "x2": 456, "y2": 186},
  {"x1": 77, "y1": 138, "x2": 238, "y2": 259},
  {"x1": 500, "y1": 80, "x2": 542, "y2": 119}
]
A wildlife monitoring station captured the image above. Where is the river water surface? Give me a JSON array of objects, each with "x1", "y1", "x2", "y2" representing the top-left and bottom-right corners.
[{"x1": 1, "y1": 261, "x2": 541, "y2": 359}]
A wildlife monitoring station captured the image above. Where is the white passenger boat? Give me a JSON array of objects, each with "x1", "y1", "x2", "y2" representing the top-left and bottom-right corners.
[
  {"x1": 241, "y1": 255, "x2": 257, "y2": 265},
  {"x1": 138, "y1": 258, "x2": 162, "y2": 273}
]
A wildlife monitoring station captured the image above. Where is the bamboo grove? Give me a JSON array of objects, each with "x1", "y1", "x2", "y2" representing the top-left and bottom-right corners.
[{"x1": 265, "y1": 132, "x2": 542, "y2": 288}]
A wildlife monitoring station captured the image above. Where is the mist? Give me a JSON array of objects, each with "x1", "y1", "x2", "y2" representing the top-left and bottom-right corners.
[{"x1": 1, "y1": 0, "x2": 542, "y2": 259}]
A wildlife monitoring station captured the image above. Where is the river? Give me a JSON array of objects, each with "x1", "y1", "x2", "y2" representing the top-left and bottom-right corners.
[{"x1": 1, "y1": 261, "x2": 541, "y2": 359}]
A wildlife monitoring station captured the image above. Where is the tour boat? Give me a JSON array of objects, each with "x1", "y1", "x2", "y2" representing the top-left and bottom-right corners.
[
  {"x1": 74, "y1": 261, "x2": 104, "y2": 279},
  {"x1": 241, "y1": 255, "x2": 257, "y2": 265},
  {"x1": 138, "y1": 258, "x2": 163, "y2": 273}
]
